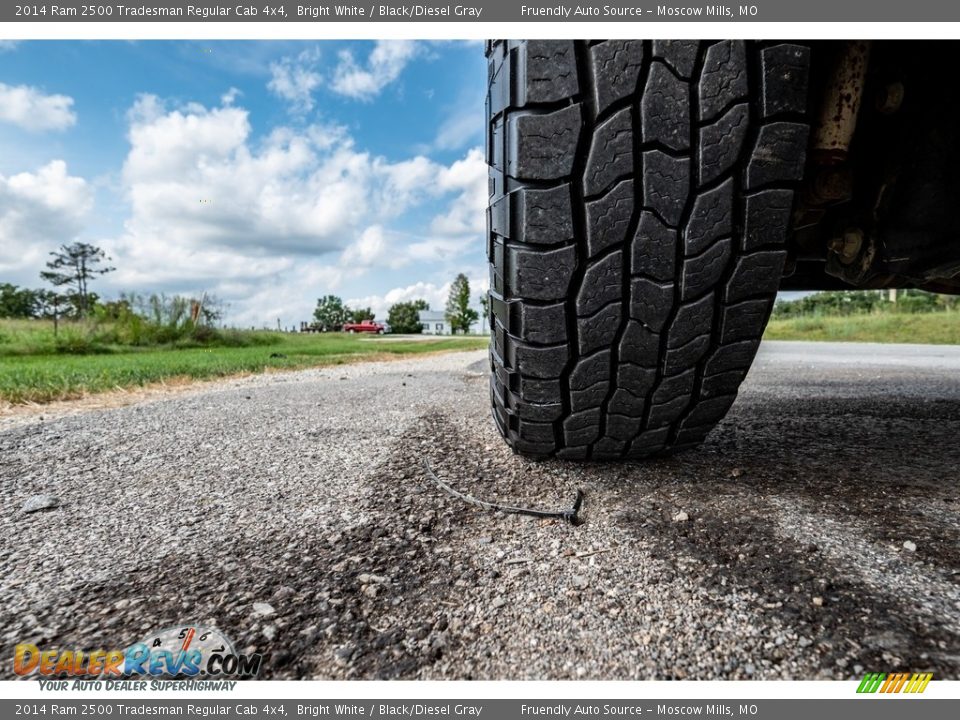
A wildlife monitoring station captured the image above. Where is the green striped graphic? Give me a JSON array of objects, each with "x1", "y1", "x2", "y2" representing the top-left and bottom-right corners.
[{"x1": 857, "y1": 673, "x2": 886, "y2": 693}]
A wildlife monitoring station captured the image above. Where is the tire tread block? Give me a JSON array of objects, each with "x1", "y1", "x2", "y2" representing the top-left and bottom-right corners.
[
  {"x1": 584, "y1": 108, "x2": 635, "y2": 196},
  {"x1": 578, "y1": 251, "x2": 623, "y2": 317},
  {"x1": 699, "y1": 104, "x2": 749, "y2": 185},
  {"x1": 590, "y1": 40, "x2": 646, "y2": 115},
  {"x1": 699, "y1": 41, "x2": 749, "y2": 122},
  {"x1": 517, "y1": 185, "x2": 575, "y2": 245},
  {"x1": 643, "y1": 151, "x2": 689, "y2": 227},
  {"x1": 632, "y1": 211, "x2": 678, "y2": 282},
  {"x1": 508, "y1": 245, "x2": 577, "y2": 301},
  {"x1": 586, "y1": 179, "x2": 636, "y2": 257},
  {"x1": 652, "y1": 40, "x2": 699, "y2": 79},
  {"x1": 641, "y1": 61, "x2": 690, "y2": 152},
  {"x1": 760, "y1": 44, "x2": 810, "y2": 117},
  {"x1": 508, "y1": 105, "x2": 583, "y2": 181},
  {"x1": 684, "y1": 179, "x2": 733, "y2": 256},
  {"x1": 521, "y1": 41, "x2": 580, "y2": 105}
]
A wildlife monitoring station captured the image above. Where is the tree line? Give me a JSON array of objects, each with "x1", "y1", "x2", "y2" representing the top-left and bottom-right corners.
[
  {"x1": 2, "y1": 242, "x2": 222, "y2": 322},
  {"x1": 0, "y1": 242, "x2": 234, "y2": 349},
  {"x1": 2, "y1": 242, "x2": 487, "y2": 337},
  {"x1": 772, "y1": 289, "x2": 960, "y2": 318},
  {"x1": 311, "y1": 273, "x2": 482, "y2": 334}
]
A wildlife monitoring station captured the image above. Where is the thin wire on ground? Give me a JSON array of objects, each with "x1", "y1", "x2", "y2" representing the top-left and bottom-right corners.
[{"x1": 422, "y1": 459, "x2": 584, "y2": 525}]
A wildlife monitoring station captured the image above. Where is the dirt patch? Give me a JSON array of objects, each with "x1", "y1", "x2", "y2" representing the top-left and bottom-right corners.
[{"x1": 620, "y1": 488, "x2": 958, "y2": 674}]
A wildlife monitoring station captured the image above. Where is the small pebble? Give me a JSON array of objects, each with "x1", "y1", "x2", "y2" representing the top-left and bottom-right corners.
[
  {"x1": 252, "y1": 602, "x2": 275, "y2": 617},
  {"x1": 357, "y1": 573, "x2": 387, "y2": 584},
  {"x1": 21, "y1": 495, "x2": 60, "y2": 513}
]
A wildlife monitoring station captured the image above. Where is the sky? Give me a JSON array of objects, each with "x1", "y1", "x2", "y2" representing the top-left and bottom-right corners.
[{"x1": 0, "y1": 40, "x2": 489, "y2": 328}]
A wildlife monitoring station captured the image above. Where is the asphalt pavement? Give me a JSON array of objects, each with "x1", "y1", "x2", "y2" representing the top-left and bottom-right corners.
[{"x1": 1, "y1": 341, "x2": 958, "y2": 680}]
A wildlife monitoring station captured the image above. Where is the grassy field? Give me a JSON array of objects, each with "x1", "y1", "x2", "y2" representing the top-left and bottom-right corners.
[
  {"x1": 6, "y1": 310, "x2": 955, "y2": 405},
  {"x1": 764, "y1": 311, "x2": 960, "y2": 344},
  {"x1": 0, "y1": 319, "x2": 488, "y2": 404}
]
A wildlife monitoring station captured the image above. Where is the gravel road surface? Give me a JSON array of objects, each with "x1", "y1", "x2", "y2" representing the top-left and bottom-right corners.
[{"x1": 2, "y1": 342, "x2": 959, "y2": 680}]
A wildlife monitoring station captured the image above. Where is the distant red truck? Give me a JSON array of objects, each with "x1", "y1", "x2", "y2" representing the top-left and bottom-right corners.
[{"x1": 342, "y1": 319, "x2": 386, "y2": 334}]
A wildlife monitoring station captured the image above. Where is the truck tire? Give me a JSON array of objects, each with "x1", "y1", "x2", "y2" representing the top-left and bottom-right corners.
[{"x1": 486, "y1": 40, "x2": 812, "y2": 460}]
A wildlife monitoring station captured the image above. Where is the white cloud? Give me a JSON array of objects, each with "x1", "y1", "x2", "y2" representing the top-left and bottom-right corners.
[
  {"x1": 331, "y1": 41, "x2": 420, "y2": 100},
  {"x1": 0, "y1": 160, "x2": 94, "y2": 275},
  {"x1": 347, "y1": 272, "x2": 489, "y2": 323},
  {"x1": 98, "y1": 94, "x2": 488, "y2": 327},
  {"x1": 0, "y1": 41, "x2": 19, "y2": 52},
  {"x1": 215, "y1": 263, "x2": 347, "y2": 330},
  {"x1": 430, "y1": 147, "x2": 487, "y2": 237},
  {"x1": 0, "y1": 82, "x2": 77, "y2": 131},
  {"x1": 267, "y1": 48, "x2": 322, "y2": 113},
  {"x1": 220, "y1": 87, "x2": 242, "y2": 106},
  {"x1": 335, "y1": 148, "x2": 485, "y2": 273},
  {"x1": 119, "y1": 94, "x2": 407, "y2": 258},
  {"x1": 339, "y1": 225, "x2": 405, "y2": 270},
  {"x1": 347, "y1": 281, "x2": 450, "y2": 322}
]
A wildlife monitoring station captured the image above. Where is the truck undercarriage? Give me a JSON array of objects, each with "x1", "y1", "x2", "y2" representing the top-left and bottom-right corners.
[{"x1": 786, "y1": 41, "x2": 960, "y2": 295}]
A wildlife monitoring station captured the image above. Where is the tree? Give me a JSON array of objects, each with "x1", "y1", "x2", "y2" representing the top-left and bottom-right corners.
[
  {"x1": 479, "y1": 293, "x2": 490, "y2": 332},
  {"x1": 313, "y1": 295, "x2": 349, "y2": 331},
  {"x1": 196, "y1": 294, "x2": 225, "y2": 325},
  {"x1": 387, "y1": 299, "x2": 429, "y2": 334},
  {"x1": 0, "y1": 283, "x2": 43, "y2": 318},
  {"x1": 39, "y1": 242, "x2": 114, "y2": 318},
  {"x1": 348, "y1": 307, "x2": 374, "y2": 323},
  {"x1": 30, "y1": 290, "x2": 68, "y2": 336},
  {"x1": 445, "y1": 274, "x2": 479, "y2": 334}
]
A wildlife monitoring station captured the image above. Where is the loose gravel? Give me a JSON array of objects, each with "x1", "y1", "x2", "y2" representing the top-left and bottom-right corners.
[{"x1": 1, "y1": 343, "x2": 958, "y2": 680}]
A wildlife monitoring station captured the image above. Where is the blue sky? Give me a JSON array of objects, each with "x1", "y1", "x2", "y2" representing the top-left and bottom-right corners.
[{"x1": 0, "y1": 40, "x2": 488, "y2": 326}]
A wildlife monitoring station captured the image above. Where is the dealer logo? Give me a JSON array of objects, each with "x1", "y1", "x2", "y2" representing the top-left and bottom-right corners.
[
  {"x1": 14, "y1": 625, "x2": 262, "y2": 678},
  {"x1": 127, "y1": 625, "x2": 261, "y2": 677}
]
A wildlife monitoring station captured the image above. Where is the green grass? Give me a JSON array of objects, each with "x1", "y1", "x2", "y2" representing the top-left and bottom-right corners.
[
  {"x1": 0, "y1": 317, "x2": 282, "y2": 355},
  {"x1": 7, "y1": 310, "x2": 956, "y2": 404},
  {"x1": 0, "y1": 319, "x2": 488, "y2": 404},
  {"x1": 764, "y1": 311, "x2": 960, "y2": 344}
]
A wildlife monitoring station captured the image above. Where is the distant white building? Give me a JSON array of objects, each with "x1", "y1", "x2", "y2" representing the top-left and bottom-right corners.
[{"x1": 419, "y1": 310, "x2": 451, "y2": 335}]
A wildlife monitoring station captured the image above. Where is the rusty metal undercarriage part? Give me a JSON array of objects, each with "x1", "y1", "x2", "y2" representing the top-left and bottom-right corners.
[
  {"x1": 792, "y1": 42, "x2": 870, "y2": 238},
  {"x1": 812, "y1": 41, "x2": 871, "y2": 164}
]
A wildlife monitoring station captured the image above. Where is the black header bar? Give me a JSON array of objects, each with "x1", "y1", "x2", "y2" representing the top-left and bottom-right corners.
[{"x1": 4, "y1": 1, "x2": 960, "y2": 23}]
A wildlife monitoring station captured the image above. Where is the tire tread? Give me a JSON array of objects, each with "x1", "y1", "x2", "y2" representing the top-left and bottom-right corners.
[{"x1": 488, "y1": 40, "x2": 810, "y2": 459}]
